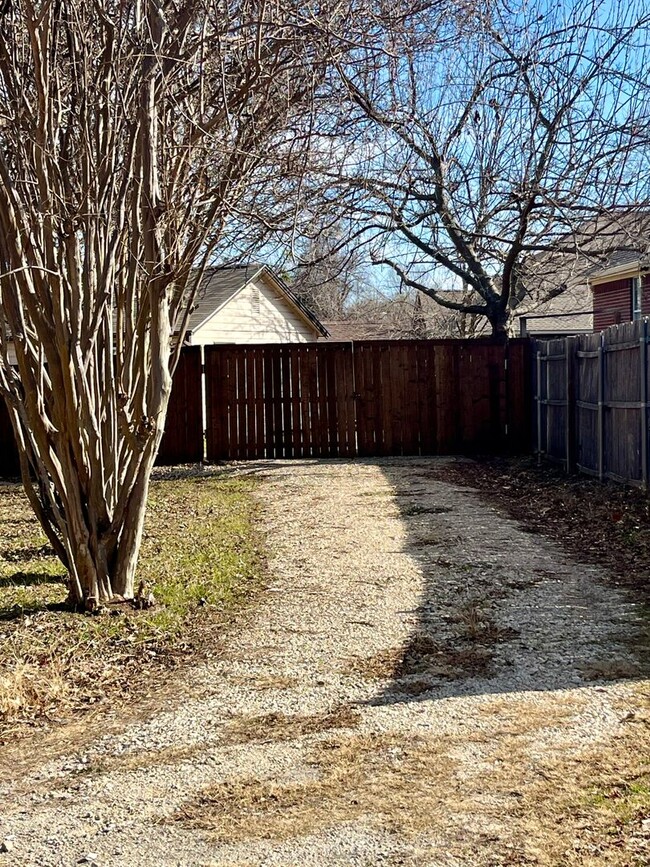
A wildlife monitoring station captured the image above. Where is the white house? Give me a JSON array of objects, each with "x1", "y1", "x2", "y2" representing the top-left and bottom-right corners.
[{"x1": 183, "y1": 264, "x2": 328, "y2": 345}]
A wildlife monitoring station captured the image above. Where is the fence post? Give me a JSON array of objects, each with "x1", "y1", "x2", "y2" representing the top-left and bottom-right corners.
[
  {"x1": 545, "y1": 343, "x2": 552, "y2": 463},
  {"x1": 536, "y1": 347, "x2": 542, "y2": 465},
  {"x1": 641, "y1": 319, "x2": 648, "y2": 489},
  {"x1": 598, "y1": 331, "x2": 605, "y2": 481},
  {"x1": 565, "y1": 335, "x2": 576, "y2": 474}
]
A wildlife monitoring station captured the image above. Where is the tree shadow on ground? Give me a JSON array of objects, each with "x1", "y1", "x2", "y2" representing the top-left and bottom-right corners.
[
  {"x1": 0, "y1": 572, "x2": 64, "y2": 589},
  {"x1": 0, "y1": 544, "x2": 54, "y2": 563},
  {"x1": 0, "y1": 598, "x2": 68, "y2": 622},
  {"x1": 158, "y1": 457, "x2": 650, "y2": 705},
  {"x1": 368, "y1": 457, "x2": 650, "y2": 706}
]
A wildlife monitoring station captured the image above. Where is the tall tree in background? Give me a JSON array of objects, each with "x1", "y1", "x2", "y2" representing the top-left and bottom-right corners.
[
  {"x1": 288, "y1": 234, "x2": 370, "y2": 319},
  {"x1": 0, "y1": 0, "x2": 340, "y2": 606},
  {"x1": 308, "y1": 0, "x2": 650, "y2": 336}
]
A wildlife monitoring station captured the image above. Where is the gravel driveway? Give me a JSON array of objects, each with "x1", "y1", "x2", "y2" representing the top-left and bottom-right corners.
[{"x1": 0, "y1": 457, "x2": 648, "y2": 866}]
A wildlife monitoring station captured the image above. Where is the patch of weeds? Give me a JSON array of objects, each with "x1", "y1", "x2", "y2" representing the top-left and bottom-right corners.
[
  {"x1": 0, "y1": 474, "x2": 264, "y2": 735},
  {"x1": 348, "y1": 632, "x2": 493, "y2": 684},
  {"x1": 511, "y1": 700, "x2": 650, "y2": 866},
  {"x1": 349, "y1": 601, "x2": 518, "y2": 688},
  {"x1": 579, "y1": 659, "x2": 642, "y2": 682},
  {"x1": 454, "y1": 600, "x2": 520, "y2": 643},
  {"x1": 400, "y1": 504, "x2": 454, "y2": 517},
  {"x1": 222, "y1": 705, "x2": 361, "y2": 745},
  {"x1": 170, "y1": 731, "x2": 456, "y2": 843},
  {"x1": 410, "y1": 531, "x2": 457, "y2": 548}
]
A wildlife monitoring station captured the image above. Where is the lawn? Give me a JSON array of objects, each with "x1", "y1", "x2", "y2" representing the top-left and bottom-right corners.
[{"x1": 0, "y1": 470, "x2": 263, "y2": 739}]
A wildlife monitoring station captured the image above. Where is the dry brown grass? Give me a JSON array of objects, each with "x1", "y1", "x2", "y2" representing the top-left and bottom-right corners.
[
  {"x1": 476, "y1": 693, "x2": 586, "y2": 733},
  {"x1": 221, "y1": 705, "x2": 361, "y2": 744},
  {"x1": 170, "y1": 687, "x2": 650, "y2": 865},
  {"x1": 0, "y1": 661, "x2": 68, "y2": 721},
  {"x1": 31, "y1": 706, "x2": 362, "y2": 783},
  {"x1": 171, "y1": 731, "x2": 457, "y2": 843},
  {"x1": 454, "y1": 600, "x2": 520, "y2": 643}
]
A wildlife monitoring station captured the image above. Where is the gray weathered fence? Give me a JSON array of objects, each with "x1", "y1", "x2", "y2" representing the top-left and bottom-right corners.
[{"x1": 534, "y1": 319, "x2": 650, "y2": 485}]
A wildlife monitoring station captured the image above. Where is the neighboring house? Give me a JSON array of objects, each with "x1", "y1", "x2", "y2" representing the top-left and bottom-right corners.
[
  {"x1": 514, "y1": 213, "x2": 650, "y2": 337},
  {"x1": 2, "y1": 265, "x2": 327, "y2": 366},
  {"x1": 184, "y1": 264, "x2": 328, "y2": 345},
  {"x1": 588, "y1": 251, "x2": 650, "y2": 332},
  {"x1": 514, "y1": 283, "x2": 593, "y2": 338}
]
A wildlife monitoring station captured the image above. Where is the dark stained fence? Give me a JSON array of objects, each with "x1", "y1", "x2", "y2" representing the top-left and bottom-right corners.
[
  {"x1": 204, "y1": 343, "x2": 357, "y2": 460},
  {"x1": 535, "y1": 319, "x2": 650, "y2": 485},
  {"x1": 0, "y1": 339, "x2": 532, "y2": 478},
  {"x1": 205, "y1": 339, "x2": 531, "y2": 460},
  {"x1": 156, "y1": 346, "x2": 204, "y2": 465},
  {"x1": 0, "y1": 397, "x2": 20, "y2": 477}
]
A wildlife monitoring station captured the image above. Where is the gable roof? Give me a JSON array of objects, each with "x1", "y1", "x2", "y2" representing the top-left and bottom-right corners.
[{"x1": 187, "y1": 265, "x2": 328, "y2": 337}]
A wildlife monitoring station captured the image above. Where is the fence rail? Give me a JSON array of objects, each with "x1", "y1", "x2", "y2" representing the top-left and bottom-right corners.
[{"x1": 534, "y1": 319, "x2": 650, "y2": 485}]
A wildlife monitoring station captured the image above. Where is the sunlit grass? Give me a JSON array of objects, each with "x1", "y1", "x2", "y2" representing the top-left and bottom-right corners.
[{"x1": 0, "y1": 472, "x2": 263, "y2": 727}]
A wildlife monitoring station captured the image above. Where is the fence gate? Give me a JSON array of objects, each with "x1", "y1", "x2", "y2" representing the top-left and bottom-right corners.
[{"x1": 204, "y1": 343, "x2": 356, "y2": 460}]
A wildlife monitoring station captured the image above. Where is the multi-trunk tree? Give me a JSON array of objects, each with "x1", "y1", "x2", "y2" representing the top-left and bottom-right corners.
[{"x1": 0, "y1": 0, "x2": 343, "y2": 607}]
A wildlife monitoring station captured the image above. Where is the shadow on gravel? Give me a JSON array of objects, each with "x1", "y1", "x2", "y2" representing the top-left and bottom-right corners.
[
  {"x1": 163, "y1": 457, "x2": 650, "y2": 706},
  {"x1": 370, "y1": 457, "x2": 650, "y2": 706}
]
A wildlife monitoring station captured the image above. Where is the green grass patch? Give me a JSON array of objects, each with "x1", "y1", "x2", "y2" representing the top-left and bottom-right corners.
[
  {"x1": 588, "y1": 774, "x2": 650, "y2": 829},
  {"x1": 0, "y1": 471, "x2": 264, "y2": 732}
]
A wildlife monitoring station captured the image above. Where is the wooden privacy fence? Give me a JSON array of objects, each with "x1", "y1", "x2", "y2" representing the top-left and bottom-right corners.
[
  {"x1": 535, "y1": 319, "x2": 650, "y2": 485},
  {"x1": 204, "y1": 339, "x2": 531, "y2": 460},
  {"x1": 0, "y1": 338, "x2": 532, "y2": 477}
]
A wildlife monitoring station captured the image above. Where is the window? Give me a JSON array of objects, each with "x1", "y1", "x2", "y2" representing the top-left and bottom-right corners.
[{"x1": 631, "y1": 276, "x2": 642, "y2": 321}]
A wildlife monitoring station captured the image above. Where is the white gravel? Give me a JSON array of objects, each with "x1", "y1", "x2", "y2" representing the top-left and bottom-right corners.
[{"x1": 0, "y1": 457, "x2": 647, "y2": 866}]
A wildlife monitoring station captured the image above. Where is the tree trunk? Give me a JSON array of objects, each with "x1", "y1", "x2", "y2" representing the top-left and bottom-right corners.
[
  {"x1": 8, "y1": 344, "x2": 172, "y2": 607},
  {"x1": 488, "y1": 307, "x2": 510, "y2": 342}
]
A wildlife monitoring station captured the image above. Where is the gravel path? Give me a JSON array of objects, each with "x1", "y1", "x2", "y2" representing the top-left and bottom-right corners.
[{"x1": 0, "y1": 458, "x2": 647, "y2": 866}]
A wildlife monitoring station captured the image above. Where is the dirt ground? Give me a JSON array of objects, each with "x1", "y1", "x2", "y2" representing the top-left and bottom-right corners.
[{"x1": 0, "y1": 457, "x2": 649, "y2": 867}]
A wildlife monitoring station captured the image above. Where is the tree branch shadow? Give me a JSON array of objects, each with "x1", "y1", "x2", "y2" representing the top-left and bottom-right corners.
[{"x1": 361, "y1": 457, "x2": 650, "y2": 706}]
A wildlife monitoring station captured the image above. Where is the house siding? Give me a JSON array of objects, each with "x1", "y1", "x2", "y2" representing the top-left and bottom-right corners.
[
  {"x1": 192, "y1": 276, "x2": 318, "y2": 345},
  {"x1": 593, "y1": 274, "x2": 650, "y2": 331}
]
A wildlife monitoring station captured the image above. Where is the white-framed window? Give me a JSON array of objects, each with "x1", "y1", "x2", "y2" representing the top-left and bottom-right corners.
[{"x1": 631, "y1": 276, "x2": 643, "y2": 320}]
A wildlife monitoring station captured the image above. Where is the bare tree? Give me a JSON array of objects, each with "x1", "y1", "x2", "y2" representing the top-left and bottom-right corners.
[
  {"x1": 304, "y1": 0, "x2": 650, "y2": 337},
  {"x1": 286, "y1": 232, "x2": 372, "y2": 319},
  {"x1": 0, "y1": 0, "x2": 341, "y2": 607}
]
